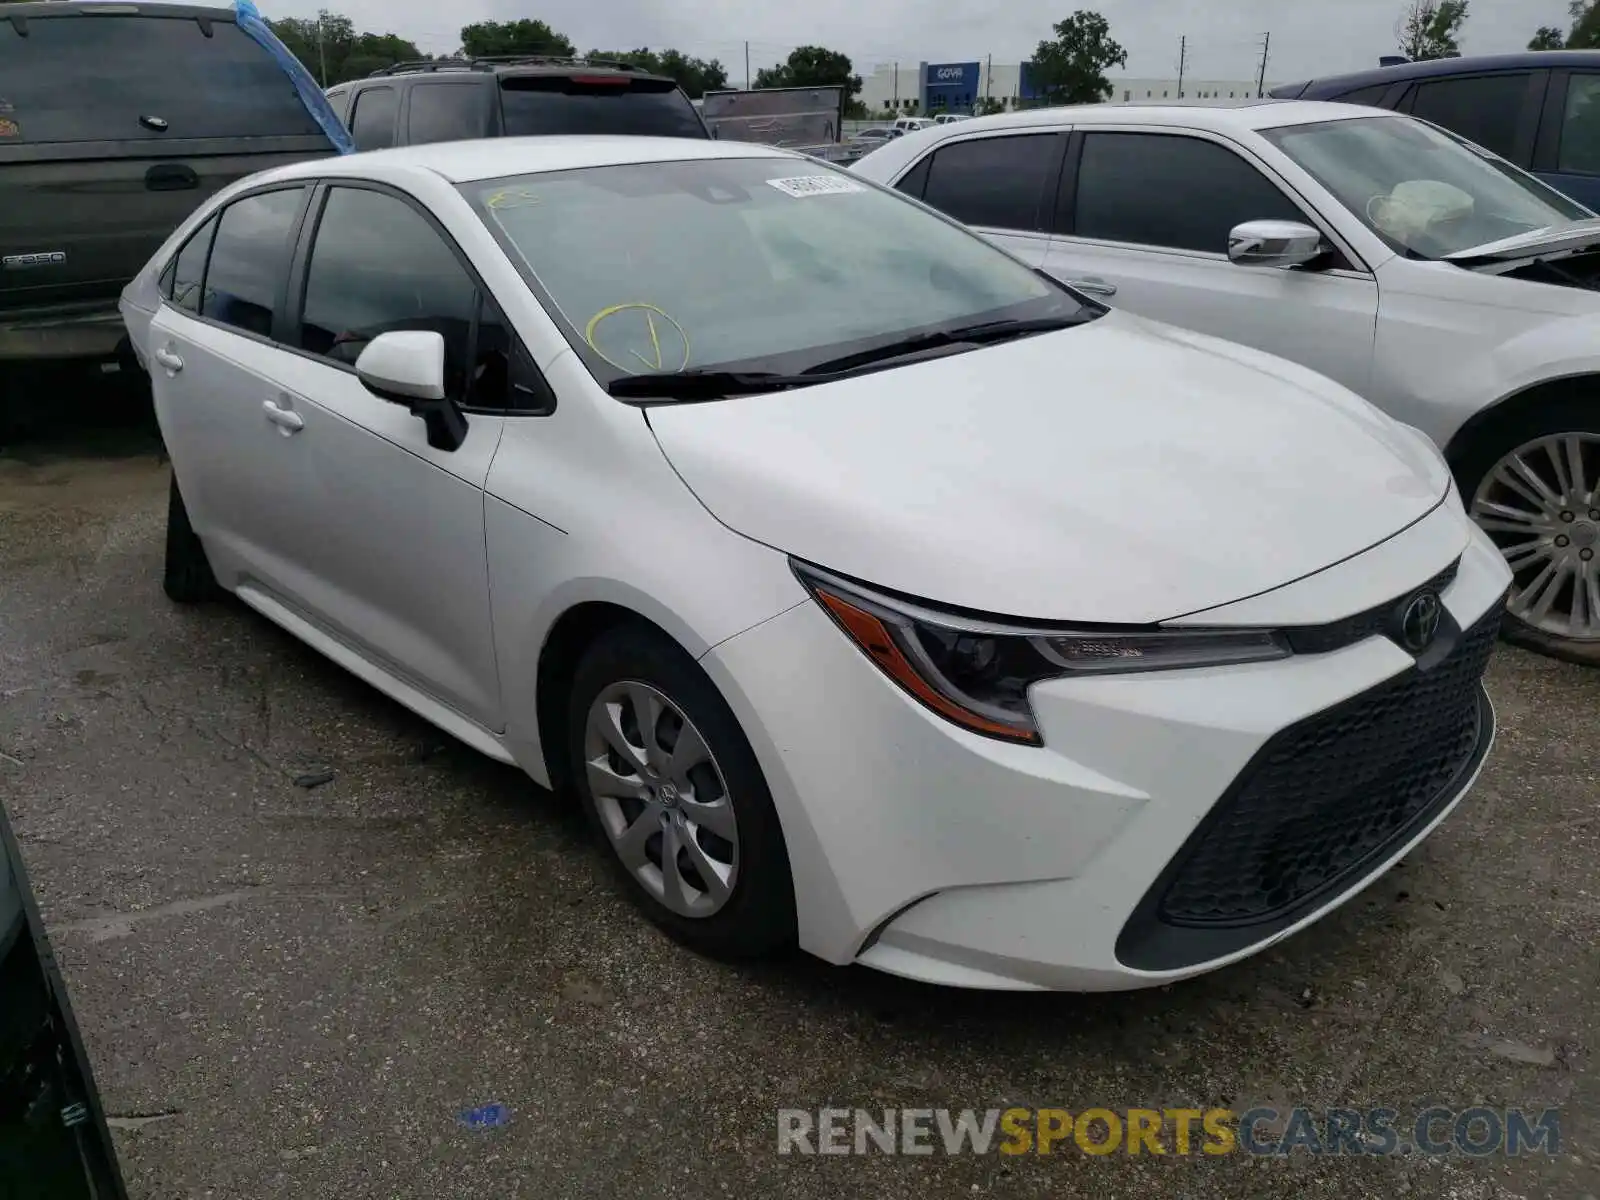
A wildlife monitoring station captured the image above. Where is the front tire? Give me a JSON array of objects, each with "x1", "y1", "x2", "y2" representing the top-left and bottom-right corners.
[
  {"x1": 163, "y1": 474, "x2": 219, "y2": 604},
  {"x1": 566, "y1": 622, "x2": 797, "y2": 960},
  {"x1": 1456, "y1": 399, "x2": 1600, "y2": 666}
]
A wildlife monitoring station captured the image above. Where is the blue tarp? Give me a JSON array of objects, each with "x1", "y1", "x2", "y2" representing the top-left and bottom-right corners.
[{"x1": 233, "y1": 0, "x2": 355, "y2": 154}]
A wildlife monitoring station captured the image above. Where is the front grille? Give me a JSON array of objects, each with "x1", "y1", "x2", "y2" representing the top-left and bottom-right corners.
[
  {"x1": 1156, "y1": 598, "x2": 1500, "y2": 928},
  {"x1": 1283, "y1": 558, "x2": 1459, "y2": 655}
]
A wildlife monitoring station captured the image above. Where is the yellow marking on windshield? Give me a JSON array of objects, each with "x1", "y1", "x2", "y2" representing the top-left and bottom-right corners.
[
  {"x1": 585, "y1": 303, "x2": 690, "y2": 373},
  {"x1": 485, "y1": 189, "x2": 544, "y2": 210}
]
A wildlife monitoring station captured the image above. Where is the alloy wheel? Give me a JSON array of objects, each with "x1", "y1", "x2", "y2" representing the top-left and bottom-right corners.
[
  {"x1": 582, "y1": 681, "x2": 740, "y2": 918},
  {"x1": 1470, "y1": 433, "x2": 1600, "y2": 643}
]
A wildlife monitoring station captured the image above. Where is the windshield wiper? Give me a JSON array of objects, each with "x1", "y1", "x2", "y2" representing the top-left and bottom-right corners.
[
  {"x1": 606, "y1": 369, "x2": 818, "y2": 401},
  {"x1": 799, "y1": 314, "x2": 1091, "y2": 376}
]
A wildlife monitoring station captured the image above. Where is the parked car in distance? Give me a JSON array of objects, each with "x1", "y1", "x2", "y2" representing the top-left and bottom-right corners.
[
  {"x1": 1271, "y1": 51, "x2": 1600, "y2": 209},
  {"x1": 892, "y1": 116, "x2": 935, "y2": 133},
  {"x1": 324, "y1": 56, "x2": 710, "y2": 152},
  {"x1": 121, "y1": 135, "x2": 1509, "y2": 992},
  {"x1": 0, "y1": 0, "x2": 345, "y2": 370},
  {"x1": 934, "y1": 112, "x2": 971, "y2": 125},
  {"x1": 853, "y1": 100, "x2": 1600, "y2": 664}
]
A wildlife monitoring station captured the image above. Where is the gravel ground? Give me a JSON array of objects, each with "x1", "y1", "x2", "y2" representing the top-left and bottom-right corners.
[{"x1": 1, "y1": 420, "x2": 1597, "y2": 1200}]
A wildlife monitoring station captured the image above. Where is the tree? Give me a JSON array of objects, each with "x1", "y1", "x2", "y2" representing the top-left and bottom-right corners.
[
  {"x1": 975, "y1": 96, "x2": 1008, "y2": 116},
  {"x1": 1026, "y1": 11, "x2": 1128, "y2": 107},
  {"x1": 586, "y1": 47, "x2": 729, "y2": 98},
  {"x1": 1396, "y1": 0, "x2": 1469, "y2": 61},
  {"x1": 1529, "y1": 25, "x2": 1566, "y2": 48},
  {"x1": 752, "y1": 45, "x2": 863, "y2": 101},
  {"x1": 1564, "y1": 0, "x2": 1600, "y2": 47},
  {"x1": 269, "y1": 12, "x2": 422, "y2": 86},
  {"x1": 459, "y1": 19, "x2": 573, "y2": 59}
]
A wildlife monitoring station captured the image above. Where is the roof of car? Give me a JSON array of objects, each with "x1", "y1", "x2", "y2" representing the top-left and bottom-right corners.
[
  {"x1": 1282, "y1": 49, "x2": 1600, "y2": 96},
  {"x1": 352, "y1": 55, "x2": 673, "y2": 83},
  {"x1": 258, "y1": 135, "x2": 797, "y2": 185},
  {"x1": 888, "y1": 98, "x2": 1383, "y2": 139}
]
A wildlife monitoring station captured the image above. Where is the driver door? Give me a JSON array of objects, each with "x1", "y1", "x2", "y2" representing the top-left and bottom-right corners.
[{"x1": 1043, "y1": 129, "x2": 1381, "y2": 399}]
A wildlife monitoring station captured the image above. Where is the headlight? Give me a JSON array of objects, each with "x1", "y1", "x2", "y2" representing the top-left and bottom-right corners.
[{"x1": 793, "y1": 562, "x2": 1291, "y2": 746}]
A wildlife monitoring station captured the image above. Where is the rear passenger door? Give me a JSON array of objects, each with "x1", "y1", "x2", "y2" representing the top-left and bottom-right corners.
[
  {"x1": 892, "y1": 130, "x2": 1069, "y2": 268},
  {"x1": 1533, "y1": 69, "x2": 1600, "y2": 211},
  {"x1": 147, "y1": 185, "x2": 318, "y2": 596},
  {"x1": 1045, "y1": 130, "x2": 1380, "y2": 398}
]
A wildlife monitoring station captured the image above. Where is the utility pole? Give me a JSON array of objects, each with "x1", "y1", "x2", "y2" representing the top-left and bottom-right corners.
[
  {"x1": 1255, "y1": 32, "x2": 1271, "y2": 97},
  {"x1": 892, "y1": 61, "x2": 899, "y2": 110},
  {"x1": 317, "y1": 14, "x2": 328, "y2": 86},
  {"x1": 744, "y1": 41, "x2": 750, "y2": 89},
  {"x1": 985, "y1": 52, "x2": 992, "y2": 110},
  {"x1": 1176, "y1": 34, "x2": 1186, "y2": 99}
]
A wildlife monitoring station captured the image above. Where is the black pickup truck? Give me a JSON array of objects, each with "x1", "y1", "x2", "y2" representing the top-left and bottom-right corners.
[{"x1": 0, "y1": 1, "x2": 342, "y2": 373}]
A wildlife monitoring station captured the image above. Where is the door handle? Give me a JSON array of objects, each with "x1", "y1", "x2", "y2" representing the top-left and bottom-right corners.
[
  {"x1": 145, "y1": 163, "x2": 199, "y2": 192},
  {"x1": 153, "y1": 347, "x2": 184, "y2": 373},
  {"x1": 262, "y1": 398, "x2": 305, "y2": 434},
  {"x1": 1062, "y1": 275, "x2": 1118, "y2": 297}
]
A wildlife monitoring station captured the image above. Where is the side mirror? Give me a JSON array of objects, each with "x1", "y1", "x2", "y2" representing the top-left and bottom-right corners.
[
  {"x1": 354, "y1": 331, "x2": 468, "y2": 452},
  {"x1": 1227, "y1": 220, "x2": 1328, "y2": 268}
]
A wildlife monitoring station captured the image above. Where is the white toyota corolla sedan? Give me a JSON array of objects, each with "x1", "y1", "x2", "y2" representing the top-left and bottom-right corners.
[{"x1": 119, "y1": 136, "x2": 1511, "y2": 992}]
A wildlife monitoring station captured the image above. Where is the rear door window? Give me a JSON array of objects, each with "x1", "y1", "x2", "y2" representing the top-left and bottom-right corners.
[
  {"x1": 406, "y1": 83, "x2": 487, "y2": 145},
  {"x1": 350, "y1": 87, "x2": 399, "y2": 151},
  {"x1": 167, "y1": 216, "x2": 219, "y2": 315},
  {"x1": 920, "y1": 134, "x2": 1063, "y2": 232},
  {"x1": 1409, "y1": 73, "x2": 1533, "y2": 159},
  {"x1": 0, "y1": 15, "x2": 321, "y2": 143},
  {"x1": 499, "y1": 76, "x2": 705, "y2": 138},
  {"x1": 1558, "y1": 74, "x2": 1600, "y2": 175},
  {"x1": 202, "y1": 188, "x2": 307, "y2": 338}
]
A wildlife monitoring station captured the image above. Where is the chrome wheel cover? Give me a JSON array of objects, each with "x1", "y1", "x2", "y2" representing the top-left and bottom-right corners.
[{"x1": 1470, "y1": 432, "x2": 1600, "y2": 642}]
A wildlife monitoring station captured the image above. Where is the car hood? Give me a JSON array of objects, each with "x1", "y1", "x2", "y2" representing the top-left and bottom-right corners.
[
  {"x1": 1445, "y1": 217, "x2": 1600, "y2": 267},
  {"x1": 646, "y1": 311, "x2": 1450, "y2": 623}
]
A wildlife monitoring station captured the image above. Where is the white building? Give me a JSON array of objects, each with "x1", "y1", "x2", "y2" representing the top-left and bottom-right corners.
[{"x1": 857, "y1": 61, "x2": 1283, "y2": 117}]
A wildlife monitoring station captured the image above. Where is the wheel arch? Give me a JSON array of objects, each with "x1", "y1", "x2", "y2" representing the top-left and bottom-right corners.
[
  {"x1": 533, "y1": 600, "x2": 688, "y2": 797},
  {"x1": 1443, "y1": 372, "x2": 1600, "y2": 484}
]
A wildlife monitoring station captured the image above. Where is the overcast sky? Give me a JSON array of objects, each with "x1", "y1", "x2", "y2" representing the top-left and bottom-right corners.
[{"x1": 258, "y1": 0, "x2": 1569, "y2": 82}]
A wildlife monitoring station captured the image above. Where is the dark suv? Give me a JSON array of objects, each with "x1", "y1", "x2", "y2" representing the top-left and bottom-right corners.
[
  {"x1": 325, "y1": 56, "x2": 712, "y2": 152},
  {"x1": 0, "y1": 2, "x2": 344, "y2": 369},
  {"x1": 1272, "y1": 51, "x2": 1600, "y2": 209}
]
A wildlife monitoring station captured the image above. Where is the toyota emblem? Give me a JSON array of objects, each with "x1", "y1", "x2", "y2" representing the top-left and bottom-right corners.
[{"x1": 1399, "y1": 591, "x2": 1442, "y2": 652}]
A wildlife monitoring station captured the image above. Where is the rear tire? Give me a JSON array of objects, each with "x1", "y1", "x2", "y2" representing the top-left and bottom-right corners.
[
  {"x1": 1455, "y1": 397, "x2": 1600, "y2": 667},
  {"x1": 566, "y1": 621, "x2": 797, "y2": 960},
  {"x1": 163, "y1": 474, "x2": 219, "y2": 604}
]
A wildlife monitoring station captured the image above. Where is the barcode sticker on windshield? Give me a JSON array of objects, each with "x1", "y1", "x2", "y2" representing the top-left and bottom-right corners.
[{"x1": 766, "y1": 176, "x2": 865, "y2": 198}]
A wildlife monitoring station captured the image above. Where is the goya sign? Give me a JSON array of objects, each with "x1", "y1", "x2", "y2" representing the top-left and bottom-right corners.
[{"x1": 923, "y1": 61, "x2": 981, "y2": 112}]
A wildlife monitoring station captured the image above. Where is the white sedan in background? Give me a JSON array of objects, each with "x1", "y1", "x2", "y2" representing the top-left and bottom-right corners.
[
  {"x1": 120, "y1": 136, "x2": 1508, "y2": 991},
  {"x1": 853, "y1": 99, "x2": 1600, "y2": 664}
]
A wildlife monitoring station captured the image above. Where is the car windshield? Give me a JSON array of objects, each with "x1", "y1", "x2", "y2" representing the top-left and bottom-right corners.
[
  {"x1": 462, "y1": 156, "x2": 1088, "y2": 385},
  {"x1": 1262, "y1": 113, "x2": 1590, "y2": 259}
]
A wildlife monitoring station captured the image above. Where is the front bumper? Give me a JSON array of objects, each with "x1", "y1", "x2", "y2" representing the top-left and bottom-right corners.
[{"x1": 700, "y1": 512, "x2": 1511, "y2": 992}]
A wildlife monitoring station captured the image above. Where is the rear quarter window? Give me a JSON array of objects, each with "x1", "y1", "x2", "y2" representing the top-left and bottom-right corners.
[{"x1": 0, "y1": 15, "x2": 322, "y2": 143}]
